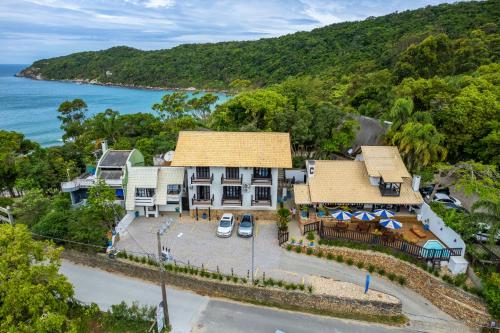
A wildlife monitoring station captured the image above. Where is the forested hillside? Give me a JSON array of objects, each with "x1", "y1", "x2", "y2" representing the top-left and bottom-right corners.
[{"x1": 20, "y1": 0, "x2": 499, "y2": 89}]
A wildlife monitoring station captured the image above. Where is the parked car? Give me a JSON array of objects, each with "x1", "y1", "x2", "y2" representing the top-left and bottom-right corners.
[
  {"x1": 430, "y1": 192, "x2": 462, "y2": 206},
  {"x1": 419, "y1": 184, "x2": 450, "y2": 197},
  {"x1": 216, "y1": 213, "x2": 235, "y2": 238},
  {"x1": 238, "y1": 214, "x2": 254, "y2": 237},
  {"x1": 475, "y1": 223, "x2": 500, "y2": 243},
  {"x1": 443, "y1": 202, "x2": 468, "y2": 214}
]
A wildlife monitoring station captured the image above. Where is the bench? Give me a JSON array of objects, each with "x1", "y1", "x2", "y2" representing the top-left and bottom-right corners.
[{"x1": 411, "y1": 226, "x2": 427, "y2": 239}]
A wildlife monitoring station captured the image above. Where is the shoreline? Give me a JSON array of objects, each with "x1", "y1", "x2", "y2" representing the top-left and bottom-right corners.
[{"x1": 15, "y1": 72, "x2": 234, "y2": 94}]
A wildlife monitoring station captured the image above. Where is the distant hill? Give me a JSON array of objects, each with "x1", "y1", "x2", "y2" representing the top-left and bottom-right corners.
[{"x1": 19, "y1": 0, "x2": 500, "y2": 89}]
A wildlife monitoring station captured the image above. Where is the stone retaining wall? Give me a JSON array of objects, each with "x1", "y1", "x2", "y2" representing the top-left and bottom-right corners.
[
  {"x1": 62, "y1": 250, "x2": 402, "y2": 319},
  {"x1": 303, "y1": 245, "x2": 490, "y2": 327}
]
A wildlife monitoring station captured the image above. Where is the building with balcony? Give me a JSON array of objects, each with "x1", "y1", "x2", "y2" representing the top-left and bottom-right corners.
[
  {"x1": 171, "y1": 131, "x2": 292, "y2": 218},
  {"x1": 294, "y1": 146, "x2": 423, "y2": 211},
  {"x1": 124, "y1": 166, "x2": 184, "y2": 218},
  {"x1": 61, "y1": 147, "x2": 145, "y2": 206}
]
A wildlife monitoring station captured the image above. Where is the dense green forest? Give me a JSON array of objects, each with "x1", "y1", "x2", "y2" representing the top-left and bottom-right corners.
[{"x1": 21, "y1": 0, "x2": 499, "y2": 89}]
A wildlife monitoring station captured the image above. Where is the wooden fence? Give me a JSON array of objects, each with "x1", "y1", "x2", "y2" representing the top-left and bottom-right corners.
[
  {"x1": 319, "y1": 224, "x2": 462, "y2": 261},
  {"x1": 302, "y1": 221, "x2": 320, "y2": 235},
  {"x1": 278, "y1": 230, "x2": 289, "y2": 246}
]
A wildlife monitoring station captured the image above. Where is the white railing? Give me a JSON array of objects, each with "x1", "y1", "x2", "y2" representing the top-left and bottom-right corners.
[
  {"x1": 135, "y1": 195, "x2": 156, "y2": 206},
  {"x1": 61, "y1": 178, "x2": 95, "y2": 191},
  {"x1": 166, "y1": 194, "x2": 180, "y2": 202}
]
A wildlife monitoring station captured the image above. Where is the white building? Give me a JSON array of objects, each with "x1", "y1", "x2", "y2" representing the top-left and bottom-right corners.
[
  {"x1": 125, "y1": 166, "x2": 184, "y2": 218},
  {"x1": 171, "y1": 131, "x2": 292, "y2": 218}
]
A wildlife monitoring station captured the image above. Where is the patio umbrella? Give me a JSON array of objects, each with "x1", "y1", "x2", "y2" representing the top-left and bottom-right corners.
[
  {"x1": 353, "y1": 211, "x2": 376, "y2": 221},
  {"x1": 331, "y1": 210, "x2": 352, "y2": 221},
  {"x1": 373, "y1": 209, "x2": 396, "y2": 219},
  {"x1": 379, "y1": 219, "x2": 402, "y2": 230}
]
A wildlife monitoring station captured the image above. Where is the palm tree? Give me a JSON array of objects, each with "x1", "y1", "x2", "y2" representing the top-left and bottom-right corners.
[
  {"x1": 469, "y1": 200, "x2": 500, "y2": 244},
  {"x1": 391, "y1": 122, "x2": 447, "y2": 172},
  {"x1": 388, "y1": 98, "x2": 414, "y2": 132}
]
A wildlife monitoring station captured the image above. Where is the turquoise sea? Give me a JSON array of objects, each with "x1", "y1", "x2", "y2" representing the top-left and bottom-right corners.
[{"x1": 0, "y1": 64, "x2": 229, "y2": 146}]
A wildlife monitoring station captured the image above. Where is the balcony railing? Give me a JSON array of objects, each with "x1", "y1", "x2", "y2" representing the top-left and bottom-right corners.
[
  {"x1": 251, "y1": 195, "x2": 272, "y2": 206},
  {"x1": 251, "y1": 175, "x2": 272, "y2": 185},
  {"x1": 379, "y1": 183, "x2": 401, "y2": 197},
  {"x1": 166, "y1": 194, "x2": 180, "y2": 202},
  {"x1": 191, "y1": 173, "x2": 213, "y2": 185},
  {"x1": 192, "y1": 194, "x2": 214, "y2": 206},
  {"x1": 135, "y1": 195, "x2": 156, "y2": 206},
  {"x1": 221, "y1": 174, "x2": 243, "y2": 185},
  {"x1": 222, "y1": 196, "x2": 242, "y2": 206}
]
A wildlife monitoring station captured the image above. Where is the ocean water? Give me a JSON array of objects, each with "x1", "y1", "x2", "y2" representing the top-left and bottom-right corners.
[{"x1": 0, "y1": 64, "x2": 229, "y2": 146}]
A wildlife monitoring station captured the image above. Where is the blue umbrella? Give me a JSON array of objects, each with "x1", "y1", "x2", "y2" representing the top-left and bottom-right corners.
[
  {"x1": 353, "y1": 211, "x2": 376, "y2": 221},
  {"x1": 379, "y1": 219, "x2": 402, "y2": 229},
  {"x1": 331, "y1": 210, "x2": 352, "y2": 221},
  {"x1": 373, "y1": 209, "x2": 396, "y2": 219}
]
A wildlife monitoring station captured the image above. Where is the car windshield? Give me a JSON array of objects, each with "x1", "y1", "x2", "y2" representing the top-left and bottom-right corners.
[
  {"x1": 240, "y1": 221, "x2": 252, "y2": 228},
  {"x1": 220, "y1": 219, "x2": 231, "y2": 227}
]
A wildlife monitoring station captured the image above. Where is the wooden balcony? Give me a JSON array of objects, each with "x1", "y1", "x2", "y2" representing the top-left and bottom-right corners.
[
  {"x1": 191, "y1": 173, "x2": 213, "y2": 185},
  {"x1": 221, "y1": 174, "x2": 243, "y2": 185},
  {"x1": 222, "y1": 196, "x2": 242, "y2": 206},
  {"x1": 379, "y1": 182, "x2": 401, "y2": 197},
  {"x1": 251, "y1": 195, "x2": 272, "y2": 206},
  {"x1": 251, "y1": 176, "x2": 272, "y2": 185},
  {"x1": 192, "y1": 194, "x2": 214, "y2": 206}
]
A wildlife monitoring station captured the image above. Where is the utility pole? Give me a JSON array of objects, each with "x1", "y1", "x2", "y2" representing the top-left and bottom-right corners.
[
  {"x1": 251, "y1": 227, "x2": 255, "y2": 283},
  {"x1": 156, "y1": 231, "x2": 170, "y2": 330}
]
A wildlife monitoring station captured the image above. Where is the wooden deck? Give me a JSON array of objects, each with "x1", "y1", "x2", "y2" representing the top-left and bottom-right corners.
[{"x1": 300, "y1": 213, "x2": 439, "y2": 246}]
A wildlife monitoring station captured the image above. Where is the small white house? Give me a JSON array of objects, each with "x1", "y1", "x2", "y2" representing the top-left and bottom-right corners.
[
  {"x1": 171, "y1": 131, "x2": 292, "y2": 218},
  {"x1": 125, "y1": 166, "x2": 184, "y2": 218}
]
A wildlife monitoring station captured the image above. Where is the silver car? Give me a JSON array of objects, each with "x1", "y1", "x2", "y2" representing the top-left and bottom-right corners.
[{"x1": 238, "y1": 214, "x2": 254, "y2": 237}]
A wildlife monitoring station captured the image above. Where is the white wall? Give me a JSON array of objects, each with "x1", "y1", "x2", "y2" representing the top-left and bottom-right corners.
[
  {"x1": 419, "y1": 203, "x2": 467, "y2": 258},
  {"x1": 186, "y1": 166, "x2": 278, "y2": 211}
]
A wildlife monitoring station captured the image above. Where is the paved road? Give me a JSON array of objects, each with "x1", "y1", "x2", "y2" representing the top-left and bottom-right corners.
[
  {"x1": 60, "y1": 260, "x2": 422, "y2": 333},
  {"x1": 117, "y1": 216, "x2": 473, "y2": 332}
]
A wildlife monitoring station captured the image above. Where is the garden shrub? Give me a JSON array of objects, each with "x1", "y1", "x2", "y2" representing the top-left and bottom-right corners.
[
  {"x1": 397, "y1": 276, "x2": 407, "y2": 285},
  {"x1": 388, "y1": 273, "x2": 396, "y2": 281},
  {"x1": 307, "y1": 285, "x2": 313, "y2": 293},
  {"x1": 277, "y1": 280, "x2": 283, "y2": 287},
  {"x1": 346, "y1": 259, "x2": 354, "y2": 266},
  {"x1": 368, "y1": 265, "x2": 375, "y2": 273},
  {"x1": 232, "y1": 276, "x2": 239, "y2": 283},
  {"x1": 377, "y1": 268, "x2": 385, "y2": 276},
  {"x1": 254, "y1": 278, "x2": 260, "y2": 285},
  {"x1": 299, "y1": 284, "x2": 305, "y2": 291},
  {"x1": 241, "y1": 278, "x2": 247, "y2": 284},
  {"x1": 295, "y1": 246, "x2": 302, "y2": 253},
  {"x1": 316, "y1": 250, "x2": 323, "y2": 258},
  {"x1": 286, "y1": 244, "x2": 292, "y2": 251},
  {"x1": 356, "y1": 262, "x2": 364, "y2": 269},
  {"x1": 306, "y1": 248, "x2": 313, "y2": 255},
  {"x1": 306, "y1": 232, "x2": 315, "y2": 241},
  {"x1": 336, "y1": 255, "x2": 344, "y2": 263},
  {"x1": 326, "y1": 253, "x2": 334, "y2": 260}
]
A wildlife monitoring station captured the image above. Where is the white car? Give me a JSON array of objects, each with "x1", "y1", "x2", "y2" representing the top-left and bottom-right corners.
[
  {"x1": 216, "y1": 213, "x2": 235, "y2": 238},
  {"x1": 430, "y1": 193, "x2": 462, "y2": 206}
]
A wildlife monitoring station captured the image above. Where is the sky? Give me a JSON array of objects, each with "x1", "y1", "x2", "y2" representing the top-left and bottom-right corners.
[{"x1": 0, "y1": 0, "x2": 455, "y2": 64}]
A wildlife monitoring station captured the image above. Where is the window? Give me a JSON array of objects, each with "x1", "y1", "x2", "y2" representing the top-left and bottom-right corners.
[
  {"x1": 195, "y1": 167, "x2": 210, "y2": 179},
  {"x1": 255, "y1": 187, "x2": 271, "y2": 200},
  {"x1": 254, "y1": 168, "x2": 271, "y2": 178},
  {"x1": 167, "y1": 184, "x2": 180, "y2": 195},
  {"x1": 225, "y1": 167, "x2": 239, "y2": 179},
  {"x1": 136, "y1": 188, "x2": 155, "y2": 197},
  {"x1": 223, "y1": 186, "x2": 241, "y2": 199},
  {"x1": 197, "y1": 186, "x2": 210, "y2": 200}
]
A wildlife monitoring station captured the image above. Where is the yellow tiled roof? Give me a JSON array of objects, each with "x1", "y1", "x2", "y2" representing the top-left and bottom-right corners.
[
  {"x1": 293, "y1": 184, "x2": 311, "y2": 205},
  {"x1": 171, "y1": 131, "x2": 292, "y2": 168},
  {"x1": 302, "y1": 160, "x2": 423, "y2": 205},
  {"x1": 361, "y1": 146, "x2": 411, "y2": 179}
]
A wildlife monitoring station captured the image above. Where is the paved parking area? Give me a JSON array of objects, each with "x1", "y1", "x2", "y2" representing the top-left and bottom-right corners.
[{"x1": 116, "y1": 213, "x2": 285, "y2": 279}]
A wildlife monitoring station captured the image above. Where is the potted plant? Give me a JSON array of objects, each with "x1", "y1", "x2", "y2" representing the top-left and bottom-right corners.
[
  {"x1": 301, "y1": 205, "x2": 309, "y2": 218},
  {"x1": 307, "y1": 231, "x2": 315, "y2": 246},
  {"x1": 277, "y1": 207, "x2": 291, "y2": 231}
]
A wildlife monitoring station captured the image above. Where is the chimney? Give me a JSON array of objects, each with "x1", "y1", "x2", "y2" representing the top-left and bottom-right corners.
[
  {"x1": 101, "y1": 140, "x2": 108, "y2": 154},
  {"x1": 412, "y1": 175, "x2": 421, "y2": 192},
  {"x1": 306, "y1": 160, "x2": 315, "y2": 182}
]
